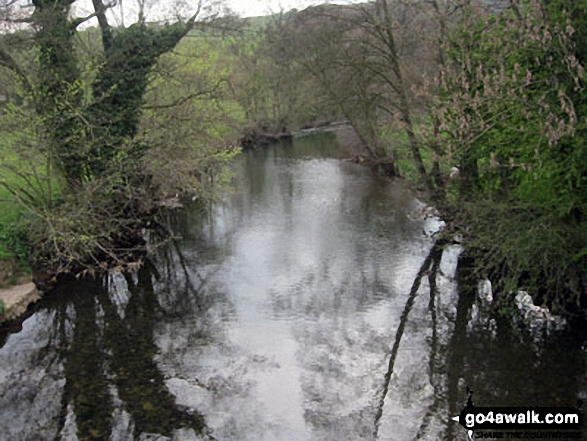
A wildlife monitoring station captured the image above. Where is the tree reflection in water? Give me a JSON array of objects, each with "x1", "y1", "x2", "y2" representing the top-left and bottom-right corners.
[{"x1": 8, "y1": 264, "x2": 213, "y2": 441}]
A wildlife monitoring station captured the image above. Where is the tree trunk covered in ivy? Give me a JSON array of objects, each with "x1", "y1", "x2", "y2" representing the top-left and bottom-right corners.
[
  {"x1": 86, "y1": 22, "x2": 193, "y2": 177},
  {"x1": 33, "y1": 0, "x2": 85, "y2": 186},
  {"x1": 22, "y1": 0, "x2": 211, "y2": 282},
  {"x1": 32, "y1": 0, "x2": 197, "y2": 186}
]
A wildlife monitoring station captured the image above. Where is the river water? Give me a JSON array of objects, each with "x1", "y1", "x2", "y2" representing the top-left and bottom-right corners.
[{"x1": 0, "y1": 133, "x2": 585, "y2": 440}]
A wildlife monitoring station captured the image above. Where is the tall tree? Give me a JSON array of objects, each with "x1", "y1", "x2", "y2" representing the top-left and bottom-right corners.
[
  {"x1": 0, "y1": 0, "x2": 236, "y2": 280},
  {"x1": 368, "y1": 0, "x2": 432, "y2": 188},
  {"x1": 32, "y1": 0, "x2": 208, "y2": 185},
  {"x1": 279, "y1": 2, "x2": 441, "y2": 185}
]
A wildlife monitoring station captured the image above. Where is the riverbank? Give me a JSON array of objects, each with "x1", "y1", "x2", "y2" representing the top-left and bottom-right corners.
[{"x1": 0, "y1": 282, "x2": 40, "y2": 324}]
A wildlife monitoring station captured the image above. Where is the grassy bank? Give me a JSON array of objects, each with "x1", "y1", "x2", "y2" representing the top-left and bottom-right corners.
[
  {"x1": 0, "y1": 181, "x2": 32, "y2": 286},
  {"x1": 0, "y1": 127, "x2": 49, "y2": 285}
]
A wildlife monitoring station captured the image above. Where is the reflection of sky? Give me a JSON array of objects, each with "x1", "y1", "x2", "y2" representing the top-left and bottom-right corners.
[
  {"x1": 0, "y1": 312, "x2": 65, "y2": 439},
  {"x1": 0, "y1": 136, "x2": 461, "y2": 440},
  {"x1": 153, "y1": 139, "x2": 448, "y2": 440}
]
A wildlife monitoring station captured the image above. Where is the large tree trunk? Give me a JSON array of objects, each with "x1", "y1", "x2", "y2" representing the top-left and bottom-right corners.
[
  {"x1": 33, "y1": 0, "x2": 201, "y2": 183},
  {"x1": 33, "y1": 0, "x2": 85, "y2": 188}
]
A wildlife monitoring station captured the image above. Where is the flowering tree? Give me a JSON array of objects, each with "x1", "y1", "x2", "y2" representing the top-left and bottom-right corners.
[
  {"x1": 434, "y1": 0, "x2": 587, "y2": 313},
  {"x1": 437, "y1": 0, "x2": 584, "y2": 204}
]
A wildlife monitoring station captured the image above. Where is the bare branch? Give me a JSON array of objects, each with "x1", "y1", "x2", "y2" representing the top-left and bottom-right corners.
[
  {"x1": 183, "y1": 0, "x2": 203, "y2": 35},
  {"x1": 71, "y1": 1, "x2": 116, "y2": 30},
  {"x1": 142, "y1": 82, "x2": 225, "y2": 110}
]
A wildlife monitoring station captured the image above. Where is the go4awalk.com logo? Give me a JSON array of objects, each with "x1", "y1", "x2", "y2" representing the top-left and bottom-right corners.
[{"x1": 452, "y1": 389, "x2": 584, "y2": 440}]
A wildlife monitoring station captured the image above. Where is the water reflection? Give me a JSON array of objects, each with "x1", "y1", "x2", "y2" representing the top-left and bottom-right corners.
[
  {"x1": 0, "y1": 133, "x2": 586, "y2": 440},
  {"x1": 0, "y1": 269, "x2": 212, "y2": 440},
  {"x1": 147, "y1": 137, "x2": 451, "y2": 440}
]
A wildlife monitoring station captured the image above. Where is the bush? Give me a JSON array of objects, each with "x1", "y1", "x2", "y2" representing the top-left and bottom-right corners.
[
  {"x1": 462, "y1": 200, "x2": 587, "y2": 317},
  {"x1": 0, "y1": 221, "x2": 31, "y2": 270}
]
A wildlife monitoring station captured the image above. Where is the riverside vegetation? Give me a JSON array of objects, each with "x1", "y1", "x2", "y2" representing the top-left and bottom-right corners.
[{"x1": 0, "y1": 0, "x2": 585, "y2": 322}]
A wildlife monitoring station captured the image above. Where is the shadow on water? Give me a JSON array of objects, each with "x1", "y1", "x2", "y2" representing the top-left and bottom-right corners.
[
  {"x1": 415, "y1": 241, "x2": 443, "y2": 439},
  {"x1": 442, "y1": 253, "x2": 587, "y2": 440},
  {"x1": 372, "y1": 239, "x2": 587, "y2": 440}
]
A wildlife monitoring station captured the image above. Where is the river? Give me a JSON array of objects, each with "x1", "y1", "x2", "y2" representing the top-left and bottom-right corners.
[{"x1": 0, "y1": 132, "x2": 585, "y2": 440}]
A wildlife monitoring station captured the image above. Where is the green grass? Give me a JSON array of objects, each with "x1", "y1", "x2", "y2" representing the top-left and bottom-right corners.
[
  {"x1": 0, "y1": 171, "x2": 36, "y2": 273},
  {"x1": 0, "y1": 187, "x2": 23, "y2": 259},
  {"x1": 0, "y1": 129, "x2": 60, "y2": 268},
  {"x1": 379, "y1": 124, "x2": 442, "y2": 182},
  {"x1": 0, "y1": 139, "x2": 28, "y2": 260}
]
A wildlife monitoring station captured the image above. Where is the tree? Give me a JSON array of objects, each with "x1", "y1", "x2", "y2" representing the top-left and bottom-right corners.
[
  {"x1": 0, "y1": 0, "x2": 238, "y2": 282},
  {"x1": 276, "y1": 1, "x2": 442, "y2": 185},
  {"x1": 278, "y1": 5, "x2": 396, "y2": 164},
  {"x1": 432, "y1": 0, "x2": 587, "y2": 314},
  {"x1": 225, "y1": 11, "x2": 333, "y2": 137}
]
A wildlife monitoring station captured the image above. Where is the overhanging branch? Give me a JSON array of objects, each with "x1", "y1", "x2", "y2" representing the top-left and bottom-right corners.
[
  {"x1": 71, "y1": 1, "x2": 115, "y2": 30},
  {"x1": 142, "y1": 81, "x2": 225, "y2": 110}
]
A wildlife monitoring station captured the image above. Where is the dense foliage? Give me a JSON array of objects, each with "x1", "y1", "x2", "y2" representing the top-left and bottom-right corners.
[
  {"x1": 434, "y1": 0, "x2": 587, "y2": 315},
  {"x1": 240, "y1": 0, "x2": 587, "y2": 318}
]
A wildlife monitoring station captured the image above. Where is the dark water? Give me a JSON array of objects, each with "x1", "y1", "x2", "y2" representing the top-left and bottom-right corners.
[{"x1": 0, "y1": 133, "x2": 585, "y2": 440}]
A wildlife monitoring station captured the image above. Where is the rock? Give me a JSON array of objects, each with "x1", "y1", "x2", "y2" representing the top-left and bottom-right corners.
[
  {"x1": 0, "y1": 282, "x2": 41, "y2": 324},
  {"x1": 467, "y1": 303, "x2": 497, "y2": 337},
  {"x1": 514, "y1": 291, "x2": 566, "y2": 338},
  {"x1": 477, "y1": 279, "x2": 493, "y2": 304}
]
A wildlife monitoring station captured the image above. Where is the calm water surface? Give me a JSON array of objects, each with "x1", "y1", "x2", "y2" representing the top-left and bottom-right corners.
[{"x1": 0, "y1": 133, "x2": 585, "y2": 440}]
